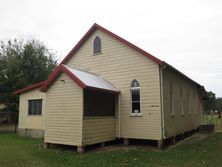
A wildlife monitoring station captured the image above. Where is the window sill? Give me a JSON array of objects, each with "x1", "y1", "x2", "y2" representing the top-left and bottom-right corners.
[
  {"x1": 27, "y1": 115, "x2": 42, "y2": 117},
  {"x1": 130, "y1": 113, "x2": 142, "y2": 117},
  {"x1": 171, "y1": 113, "x2": 175, "y2": 117},
  {"x1": 92, "y1": 52, "x2": 102, "y2": 56}
]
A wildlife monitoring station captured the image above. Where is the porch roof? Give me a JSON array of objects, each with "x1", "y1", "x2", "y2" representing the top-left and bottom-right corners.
[{"x1": 40, "y1": 65, "x2": 119, "y2": 93}]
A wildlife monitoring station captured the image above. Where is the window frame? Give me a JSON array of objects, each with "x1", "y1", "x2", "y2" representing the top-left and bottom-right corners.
[
  {"x1": 130, "y1": 80, "x2": 141, "y2": 116},
  {"x1": 93, "y1": 36, "x2": 102, "y2": 54},
  {"x1": 28, "y1": 99, "x2": 43, "y2": 116}
]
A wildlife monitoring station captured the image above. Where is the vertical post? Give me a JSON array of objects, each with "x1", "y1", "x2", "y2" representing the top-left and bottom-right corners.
[
  {"x1": 188, "y1": 131, "x2": 191, "y2": 136},
  {"x1": 172, "y1": 136, "x2": 176, "y2": 144},
  {"x1": 181, "y1": 133, "x2": 184, "y2": 140},
  {"x1": 101, "y1": 142, "x2": 105, "y2": 147},
  {"x1": 77, "y1": 146, "x2": 85, "y2": 153},
  {"x1": 44, "y1": 142, "x2": 49, "y2": 149},
  {"x1": 158, "y1": 140, "x2": 163, "y2": 149},
  {"x1": 14, "y1": 112, "x2": 18, "y2": 133},
  {"x1": 124, "y1": 138, "x2": 129, "y2": 145}
]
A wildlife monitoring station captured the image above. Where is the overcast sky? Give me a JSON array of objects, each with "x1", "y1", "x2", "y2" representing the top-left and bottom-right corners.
[{"x1": 0, "y1": 0, "x2": 221, "y2": 97}]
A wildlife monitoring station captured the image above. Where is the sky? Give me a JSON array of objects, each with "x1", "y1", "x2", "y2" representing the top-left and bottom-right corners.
[{"x1": 0, "y1": 0, "x2": 222, "y2": 97}]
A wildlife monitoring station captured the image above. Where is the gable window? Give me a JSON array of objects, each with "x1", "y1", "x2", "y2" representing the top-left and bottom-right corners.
[
  {"x1": 93, "y1": 36, "x2": 101, "y2": 54},
  {"x1": 28, "y1": 99, "x2": 42, "y2": 115},
  {"x1": 131, "y1": 79, "x2": 140, "y2": 114}
]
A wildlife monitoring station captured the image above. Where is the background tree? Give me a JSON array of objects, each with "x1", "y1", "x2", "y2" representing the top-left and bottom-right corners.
[
  {"x1": 0, "y1": 38, "x2": 57, "y2": 112},
  {"x1": 216, "y1": 98, "x2": 222, "y2": 115},
  {"x1": 203, "y1": 91, "x2": 216, "y2": 114}
]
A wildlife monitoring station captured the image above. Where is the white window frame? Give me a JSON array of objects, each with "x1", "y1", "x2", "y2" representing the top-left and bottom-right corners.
[{"x1": 130, "y1": 80, "x2": 141, "y2": 116}]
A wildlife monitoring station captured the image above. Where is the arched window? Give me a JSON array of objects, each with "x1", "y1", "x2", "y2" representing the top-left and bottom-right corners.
[
  {"x1": 131, "y1": 79, "x2": 140, "y2": 114},
  {"x1": 93, "y1": 36, "x2": 101, "y2": 54}
]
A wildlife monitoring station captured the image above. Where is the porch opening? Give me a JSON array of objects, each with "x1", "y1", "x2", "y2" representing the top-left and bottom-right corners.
[{"x1": 83, "y1": 89, "x2": 116, "y2": 117}]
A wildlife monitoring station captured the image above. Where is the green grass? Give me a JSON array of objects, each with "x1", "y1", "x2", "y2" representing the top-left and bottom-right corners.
[{"x1": 0, "y1": 133, "x2": 222, "y2": 167}]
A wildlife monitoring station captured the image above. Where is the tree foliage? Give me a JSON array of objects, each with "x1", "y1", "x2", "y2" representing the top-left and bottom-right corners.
[
  {"x1": 0, "y1": 38, "x2": 57, "y2": 111},
  {"x1": 203, "y1": 91, "x2": 216, "y2": 114},
  {"x1": 216, "y1": 98, "x2": 222, "y2": 113}
]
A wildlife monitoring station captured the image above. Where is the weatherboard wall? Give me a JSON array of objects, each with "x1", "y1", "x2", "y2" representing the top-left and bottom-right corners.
[
  {"x1": 44, "y1": 73, "x2": 83, "y2": 146},
  {"x1": 82, "y1": 117, "x2": 116, "y2": 145},
  {"x1": 66, "y1": 29, "x2": 162, "y2": 140},
  {"x1": 18, "y1": 88, "x2": 46, "y2": 131},
  {"x1": 162, "y1": 68, "x2": 203, "y2": 138}
]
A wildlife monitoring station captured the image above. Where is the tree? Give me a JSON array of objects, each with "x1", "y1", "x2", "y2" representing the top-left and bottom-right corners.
[
  {"x1": 203, "y1": 91, "x2": 216, "y2": 114},
  {"x1": 0, "y1": 38, "x2": 57, "y2": 111},
  {"x1": 216, "y1": 98, "x2": 222, "y2": 114}
]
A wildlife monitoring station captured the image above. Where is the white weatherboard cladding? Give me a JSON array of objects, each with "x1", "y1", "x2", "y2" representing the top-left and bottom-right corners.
[{"x1": 64, "y1": 65, "x2": 118, "y2": 92}]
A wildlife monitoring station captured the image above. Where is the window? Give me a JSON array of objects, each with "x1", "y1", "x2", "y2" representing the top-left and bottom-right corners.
[
  {"x1": 180, "y1": 86, "x2": 184, "y2": 115},
  {"x1": 93, "y1": 36, "x2": 101, "y2": 54},
  {"x1": 131, "y1": 79, "x2": 140, "y2": 114},
  {"x1": 28, "y1": 99, "x2": 42, "y2": 115},
  {"x1": 170, "y1": 82, "x2": 174, "y2": 114},
  {"x1": 84, "y1": 89, "x2": 115, "y2": 116},
  {"x1": 193, "y1": 91, "x2": 196, "y2": 114},
  {"x1": 187, "y1": 91, "x2": 190, "y2": 115}
]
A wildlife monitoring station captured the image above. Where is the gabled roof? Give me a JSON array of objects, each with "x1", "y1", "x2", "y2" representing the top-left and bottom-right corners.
[
  {"x1": 13, "y1": 81, "x2": 45, "y2": 95},
  {"x1": 13, "y1": 23, "x2": 205, "y2": 95},
  {"x1": 60, "y1": 23, "x2": 203, "y2": 88},
  {"x1": 60, "y1": 23, "x2": 163, "y2": 65},
  {"x1": 40, "y1": 65, "x2": 119, "y2": 93}
]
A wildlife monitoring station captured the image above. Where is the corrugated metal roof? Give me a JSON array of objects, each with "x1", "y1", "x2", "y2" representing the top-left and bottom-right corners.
[{"x1": 64, "y1": 65, "x2": 119, "y2": 92}]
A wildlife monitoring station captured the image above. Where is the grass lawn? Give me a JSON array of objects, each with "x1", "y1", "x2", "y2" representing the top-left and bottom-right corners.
[{"x1": 0, "y1": 133, "x2": 222, "y2": 167}]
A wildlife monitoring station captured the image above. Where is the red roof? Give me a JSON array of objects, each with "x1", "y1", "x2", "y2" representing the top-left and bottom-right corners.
[
  {"x1": 14, "y1": 24, "x2": 163, "y2": 95},
  {"x1": 60, "y1": 23, "x2": 163, "y2": 65},
  {"x1": 14, "y1": 23, "x2": 203, "y2": 95},
  {"x1": 40, "y1": 65, "x2": 119, "y2": 94},
  {"x1": 13, "y1": 81, "x2": 45, "y2": 95}
]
